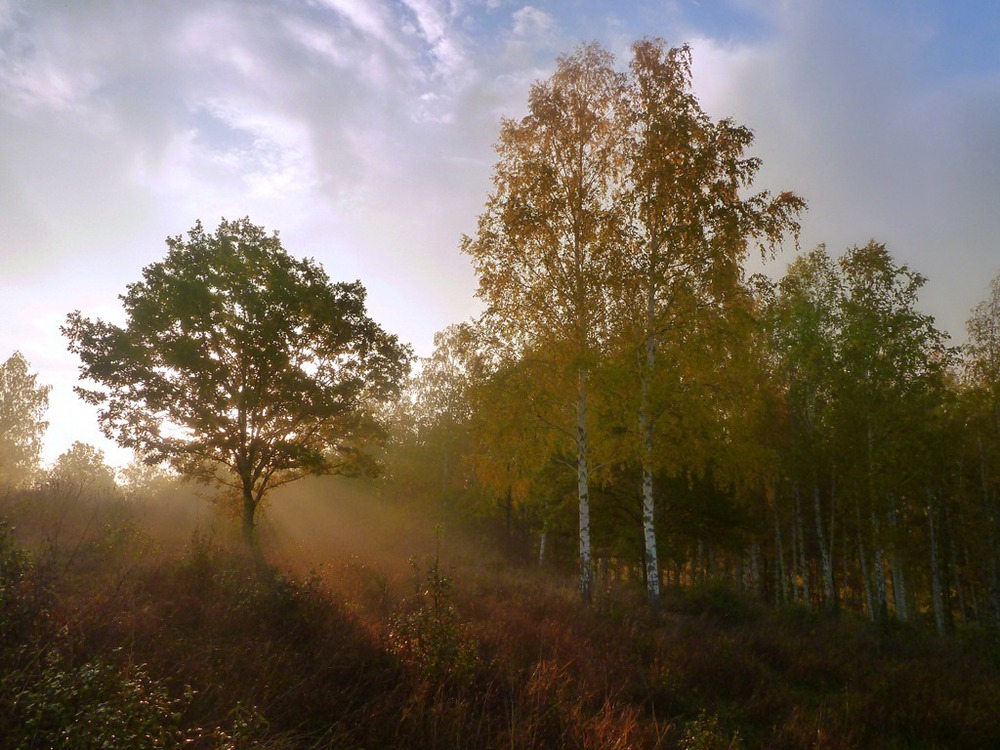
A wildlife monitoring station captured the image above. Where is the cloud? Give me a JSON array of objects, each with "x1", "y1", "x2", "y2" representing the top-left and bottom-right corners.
[
  {"x1": 511, "y1": 5, "x2": 553, "y2": 38},
  {"x1": 684, "y1": 2, "x2": 1000, "y2": 338},
  {"x1": 2, "y1": 0, "x2": 999, "y2": 466}
]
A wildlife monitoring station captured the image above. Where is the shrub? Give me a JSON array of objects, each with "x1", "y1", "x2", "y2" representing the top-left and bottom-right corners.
[
  {"x1": 387, "y1": 553, "x2": 478, "y2": 681},
  {"x1": 2, "y1": 651, "x2": 192, "y2": 749},
  {"x1": 0, "y1": 521, "x2": 50, "y2": 649},
  {"x1": 681, "y1": 709, "x2": 745, "y2": 750}
]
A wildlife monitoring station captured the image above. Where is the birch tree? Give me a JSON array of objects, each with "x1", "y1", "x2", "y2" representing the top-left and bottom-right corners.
[
  {"x1": 963, "y1": 270, "x2": 1000, "y2": 625},
  {"x1": 0, "y1": 352, "x2": 50, "y2": 489},
  {"x1": 462, "y1": 44, "x2": 625, "y2": 601},
  {"x1": 833, "y1": 241, "x2": 947, "y2": 620},
  {"x1": 770, "y1": 248, "x2": 841, "y2": 609},
  {"x1": 613, "y1": 39, "x2": 804, "y2": 610}
]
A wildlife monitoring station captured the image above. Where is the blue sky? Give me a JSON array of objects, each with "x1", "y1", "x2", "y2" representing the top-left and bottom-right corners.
[{"x1": 2, "y1": 0, "x2": 999, "y2": 467}]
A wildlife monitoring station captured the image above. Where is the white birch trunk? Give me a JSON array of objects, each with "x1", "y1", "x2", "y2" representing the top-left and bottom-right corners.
[
  {"x1": 872, "y1": 512, "x2": 887, "y2": 621},
  {"x1": 773, "y1": 499, "x2": 787, "y2": 605},
  {"x1": 639, "y1": 348, "x2": 660, "y2": 611},
  {"x1": 813, "y1": 484, "x2": 835, "y2": 609},
  {"x1": 856, "y1": 501, "x2": 875, "y2": 621},
  {"x1": 577, "y1": 370, "x2": 594, "y2": 603},
  {"x1": 793, "y1": 485, "x2": 809, "y2": 605}
]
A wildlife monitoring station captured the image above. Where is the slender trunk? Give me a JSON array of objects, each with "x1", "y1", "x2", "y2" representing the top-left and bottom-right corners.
[
  {"x1": 872, "y1": 511, "x2": 888, "y2": 621},
  {"x1": 830, "y1": 466, "x2": 839, "y2": 610},
  {"x1": 888, "y1": 500, "x2": 908, "y2": 621},
  {"x1": 577, "y1": 369, "x2": 593, "y2": 603},
  {"x1": 865, "y1": 414, "x2": 885, "y2": 621},
  {"x1": 813, "y1": 483, "x2": 835, "y2": 610},
  {"x1": 773, "y1": 495, "x2": 787, "y2": 605},
  {"x1": 639, "y1": 359, "x2": 660, "y2": 612},
  {"x1": 945, "y1": 491, "x2": 967, "y2": 623},
  {"x1": 538, "y1": 524, "x2": 547, "y2": 568},
  {"x1": 856, "y1": 498, "x2": 875, "y2": 620},
  {"x1": 793, "y1": 484, "x2": 809, "y2": 605},
  {"x1": 928, "y1": 490, "x2": 946, "y2": 636},
  {"x1": 979, "y1": 438, "x2": 1000, "y2": 627},
  {"x1": 750, "y1": 538, "x2": 762, "y2": 599},
  {"x1": 842, "y1": 518, "x2": 854, "y2": 611}
]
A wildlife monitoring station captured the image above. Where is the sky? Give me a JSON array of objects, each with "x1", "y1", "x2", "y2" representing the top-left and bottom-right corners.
[{"x1": 2, "y1": 0, "x2": 1000, "y2": 469}]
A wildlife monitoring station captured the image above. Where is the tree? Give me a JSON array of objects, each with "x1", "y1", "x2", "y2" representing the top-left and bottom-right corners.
[
  {"x1": 613, "y1": 39, "x2": 804, "y2": 610},
  {"x1": 462, "y1": 43, "x2": 625, "y2": 601},
  {"x1": 832, "y1": 242, "x2": 948, "y2": 620},
  {"x1": 0, "y1": 352, "x2": 51, "y2": 489},
  {"x1": 962, "y1": 270, "x2": 1000, "y2": 625},
  {"x1": 63, "y1": 218, "x2": 411, "y2": 552},
  {"x1": 768, "y1": 247, "x2": 841, "y2": 608},
  {"x1": 47, "y1": 441, "x2": 118, "y2": 499}
]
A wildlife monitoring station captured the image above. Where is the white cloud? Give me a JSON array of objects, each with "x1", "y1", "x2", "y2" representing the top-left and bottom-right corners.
[
  {"x1": 2, "y1": 0, "x2": 999, "y2": 466},
  {"x1": 511, "y1": 5, "x2": 553, "y2": 38}
]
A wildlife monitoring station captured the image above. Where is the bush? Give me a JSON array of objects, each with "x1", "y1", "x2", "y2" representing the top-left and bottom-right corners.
[
  {"x1": 387, "y1": 554, "x2": 478, "y2": 681},
  {"x1": 0, "y1": 521, "x2": 50, "y2": 649},
  {"x1": 2, "y1": 651, "x2": 192, "y2": 749},
  {"x1": 676, "y1": 578, "x2": 760, "y2": 625}
]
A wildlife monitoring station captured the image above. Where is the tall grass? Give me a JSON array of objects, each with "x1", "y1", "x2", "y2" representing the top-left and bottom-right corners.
[{"x1": 1, "y1": 484, "x2": 999, "y2": 748}]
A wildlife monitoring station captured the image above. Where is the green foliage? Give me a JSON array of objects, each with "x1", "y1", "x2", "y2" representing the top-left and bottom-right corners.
[
  {"x1": 63, "y1": 217, "x2": 411, "y2": 548},
  {"x1": 681, "y1": 710, "x2": 745, "y2": 750},
  {"x1": 0, "y1": 521, "x2": 49, "y2": 648},
  {"x1": 0, "y1": 352, "x2": 50, "y2": 489},
  {"x1": 388, "y1": 552, "x2": 478, "y2": 681},
  {"x1": 46, "y1": 441, "x2": 119, "y2": 498},
  {"x1": 4, "y1": 652, "x2": 191, "y2": 750},
  {"x1": 676, "y1": 578, "x2": 761, "y2": 625}
]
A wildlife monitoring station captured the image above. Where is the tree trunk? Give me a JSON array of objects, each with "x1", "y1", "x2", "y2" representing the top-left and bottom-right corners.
[
  {"x1": 888, "y1": 500, "x2": 909, "y2": 622},
  {"x1": 773, "y1": 497, "x2": 787, "y2": 605},
  {"x1": 979, "y1": 438, "x2": 1000, "y2": 627},
  {"x1": 241, "y1": 481, "x2": 262, "y2": 564},
  {"x1": 538, "y1": 524, "x2": 547, "y2": 568},
  {"x1": 928, "y1": 490, "x2": 946, "y2": 636},
  {"x1": 856, "y1": 500, "x2": 875, "y2": 621},
  {"x1": 639, "y1": 355, "x2": 660, "y2": 613},
  {"x1": 813, "y1": 483, "x2": 835, "y2": 610},
  {"x1": 872, "y1": 512, "x2": 888, "y2": 621},
  {"x1": 794, "y1": 485, "x2": 809, "y2": 605},
  {"x1": 945, "y1": 492, "x2": 967, "y2": 624},
  {"x1": 576, "y1": 370, "x2": 594, "y2": 603}
]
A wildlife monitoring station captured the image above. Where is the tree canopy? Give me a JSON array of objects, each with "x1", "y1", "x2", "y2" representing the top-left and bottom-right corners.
[
  {"x1": 63, "y1": 217, "x2": 411, "y2": 549},
  {"x1": 462, "y1": 38, "x2": 803, "y2": 603},
  {"x1": 0, "y1": 352, "x2": 50, "y2": 489}
]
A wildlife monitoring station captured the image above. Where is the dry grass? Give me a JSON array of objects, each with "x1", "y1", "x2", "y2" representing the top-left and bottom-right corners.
[{"x1": 2, "y1": 483, "x2": 999, "y2": 748}]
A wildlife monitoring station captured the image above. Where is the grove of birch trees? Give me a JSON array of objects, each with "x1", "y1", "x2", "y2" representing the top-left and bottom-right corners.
[{"x1": 390, "y1": 39, "x2": 1000, "y2": 632}]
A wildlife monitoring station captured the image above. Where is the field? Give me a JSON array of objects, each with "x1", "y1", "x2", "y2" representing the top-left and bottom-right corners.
[{"x1": 2, "y1": 478, "x2": 999, "y2": 749}]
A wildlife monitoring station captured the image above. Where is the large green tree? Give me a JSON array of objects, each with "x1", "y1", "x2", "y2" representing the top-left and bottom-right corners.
[
  {"x1": 63, "y1": 218, "x2": 411, "y2": 551},
  {"x1": 0, "y1": 352, "x2": 50, "y2": 489}
]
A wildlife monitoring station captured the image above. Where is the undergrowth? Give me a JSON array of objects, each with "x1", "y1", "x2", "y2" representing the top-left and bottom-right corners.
[{"x1": 1, "y1": 493, "x2": 999, "y2": 748}]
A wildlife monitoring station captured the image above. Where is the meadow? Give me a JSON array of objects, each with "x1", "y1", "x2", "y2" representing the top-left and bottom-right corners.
[{"x1": 2, "y1": 477, "x2": 998, "y2": 749}]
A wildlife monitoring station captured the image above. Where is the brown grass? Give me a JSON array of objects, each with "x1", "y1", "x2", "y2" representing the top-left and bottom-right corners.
[{"x1": 2, "y1": 481, "x2": 999, "y2": 748}]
